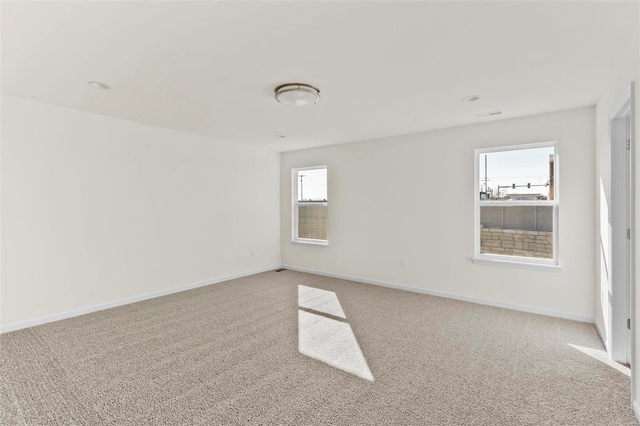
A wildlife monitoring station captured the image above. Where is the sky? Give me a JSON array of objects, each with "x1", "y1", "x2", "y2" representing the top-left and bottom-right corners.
[
  {"x1": 297, "y1": 168, "x2": 327, "y2": 201},
  {"x1": 479, "y1": 146, "x2": 554, "y2": 198}
]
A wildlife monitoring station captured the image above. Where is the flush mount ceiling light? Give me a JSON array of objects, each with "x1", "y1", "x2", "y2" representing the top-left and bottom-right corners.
[
  {"x1": 87, "y1": 81, "x2": 110, "y2": 90},
  {"x1": 462, "y1": 95, "x2": 480, "y2": 102},
  {"x1": 274, "y1": 83, "x2": 320, "y2": 106}
]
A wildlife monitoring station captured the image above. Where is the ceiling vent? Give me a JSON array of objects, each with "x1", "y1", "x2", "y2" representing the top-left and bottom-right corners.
[
  {"x1": 87, "y1": 81, "x2": 110, "y2": 90},
  {"x1": 475, "y1": 110, "x2": 502, "y2": 118}
]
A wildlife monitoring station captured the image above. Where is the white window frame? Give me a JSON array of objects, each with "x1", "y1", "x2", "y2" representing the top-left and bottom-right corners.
[
  {"x1": 292, "y1": 165, "x2": 328, "y2": 246},
  {"x1": 472, "y1": 142, "x2": 560, "y2": 271}
]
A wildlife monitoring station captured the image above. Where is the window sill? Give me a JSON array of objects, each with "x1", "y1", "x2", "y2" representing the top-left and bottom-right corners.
[
  {"x1": 470, "y1": 257, "x2": 562, "y2": 272},
  {"x1": 292, "y1": 239, "x2": 328, "y2": 246}
]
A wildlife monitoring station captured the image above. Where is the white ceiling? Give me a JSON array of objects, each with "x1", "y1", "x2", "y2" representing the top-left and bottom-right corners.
[{"x1": 2, "y1": 1, "x2": 637, "y2": 151}]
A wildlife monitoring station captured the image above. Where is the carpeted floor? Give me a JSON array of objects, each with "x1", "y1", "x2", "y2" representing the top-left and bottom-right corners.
[{"x1": 0, "y1": 270, "x2": 637, "y2": 425}]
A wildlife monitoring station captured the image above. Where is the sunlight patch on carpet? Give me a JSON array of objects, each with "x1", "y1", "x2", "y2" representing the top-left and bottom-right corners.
[
  {"x1": 298, "y1": 309, "x2": 374, "y2": 381},
  {"x1": 568, "y1": 344, "x2": 630, "y2": 377},
  {"x1": 298, "y1": 285, "x2": 346, "y2": 319}
]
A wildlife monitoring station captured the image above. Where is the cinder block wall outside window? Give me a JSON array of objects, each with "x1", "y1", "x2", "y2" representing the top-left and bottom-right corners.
[
  {"x1": 298, "y1": 205, "x2": 327, "y2": 240},
  {"x1": 480, "y1": 206, "x2": 553, "y2": 258}
]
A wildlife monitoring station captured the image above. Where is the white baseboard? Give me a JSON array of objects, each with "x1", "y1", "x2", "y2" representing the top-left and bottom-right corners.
[
  {"x1": 0, "y1": 265, "x2": 280, "y2": 334},
  {"x1": 3, "y1": 263, "x2": 596, "y2": 334},
  {"x1": 282, "y1": 264, "x2": 595, "y2": 324},
  {"x1": 594, "y1": 319, "x2": 609, "y2": 352}
]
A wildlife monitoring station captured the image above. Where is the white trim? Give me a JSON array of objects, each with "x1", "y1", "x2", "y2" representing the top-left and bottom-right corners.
[
  {"x1": 470, "y1": 257, "x2": 561, "y2": 272},
  {"x1": 290, "y1": 165, "x2": 329, "y2": 172},
  {"x1": 630, "y1": 81, "x2": 636, "y2": 409},
  {"x1": 0, "y1": 265, "x2": 280, "y2": 334},
  {"x1": 594, "y1": 319, "x2": 608, "y2": 352},
  {"x1": 610, "y1": 84, "x2": 633, "y2": 120},
  {"x1": 291, "y1": 165, "x2": 328, "y2": 244},
  {"x1": 474, "y1": 142, "x2": 559, "y2": 268},
  {"x1": 475, "y1": 140, "x2": 559, "y2": 154},
  {"x1": 291, "y1": 239, "x2": 329, "y2": 246},
  {"x1": 282, "y1": 264, "x2": 594, "y2": 323},
  {"x1": 609, "y1": 82, "x2": 635, "y2": 369},
  {"x1": 633, "y1": 400, "x2": 640, "y2": 424},
  {"x1": 478, "y1": 200, "x2": 556, "y2": 207}
]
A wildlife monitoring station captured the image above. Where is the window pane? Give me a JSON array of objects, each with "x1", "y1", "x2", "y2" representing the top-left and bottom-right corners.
[
  {"x1": 480, "y1": 206, "x2": 553, "y2": 259},
  {"x1": 479, "y1": 147, "x2": 555, "y2": 200},
  {"x1": 298, "y1": 204, "x2": 327, "y2": 240},
  {"x1": 297, "y1": 168, "x2": 327, "y2": 202}
]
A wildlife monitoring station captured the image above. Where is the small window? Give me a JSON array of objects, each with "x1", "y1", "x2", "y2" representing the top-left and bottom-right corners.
[
  {"x1": 292, "y1": 166, "x2": 328, "y2": 244},
  {"x1": 474, "y1": 143, "x2": 558, "y2": 267}
]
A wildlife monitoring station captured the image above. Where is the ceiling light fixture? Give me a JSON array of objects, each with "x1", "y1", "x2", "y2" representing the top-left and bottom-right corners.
[
  {"x1": 462, "y1": 95, "x2": 480, "y2": 102},
  {"x1": 87, "y1": 81, "x2": 110, "y2": 90},
  {"x1": 274, "y1": 83, "x2": 320, "y2": 106}
]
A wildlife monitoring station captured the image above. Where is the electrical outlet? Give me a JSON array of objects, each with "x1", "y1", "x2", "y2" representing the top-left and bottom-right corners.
[
  {"x1": 250, "y1": 249, "x2": 255, "y2": 257},
  {"x1": 401, "y1": 259, "x2": 408, "y2": 268}
]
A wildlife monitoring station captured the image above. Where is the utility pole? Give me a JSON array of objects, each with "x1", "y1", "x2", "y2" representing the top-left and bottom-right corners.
[
  {"x1": 484, "y1": 155, "x2": 488, "y2": 192},
  {"x1": 299, "y1": 174, "x2": 306, "y2": 200}
]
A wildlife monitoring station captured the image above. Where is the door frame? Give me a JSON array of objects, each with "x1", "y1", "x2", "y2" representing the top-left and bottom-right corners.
[{"x1": 609, "y1": 82, "x2": 635, "y2": 400}]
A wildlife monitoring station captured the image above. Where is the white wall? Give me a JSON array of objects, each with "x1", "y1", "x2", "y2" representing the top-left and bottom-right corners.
[
  {"x1": 591, "y1": 6, "x2": 640, "y2": 413},
  {"x1": 1, "y1": 95, "x2": 281, "y2": 329},
  {"x1": 282, "y1": 107, "x2": 595, "y2": 320},
  {"x1": 594, "y1": 13, "x2": 639, "y2": 350}
]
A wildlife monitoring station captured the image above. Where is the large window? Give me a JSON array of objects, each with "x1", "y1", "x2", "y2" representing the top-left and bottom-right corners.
[
  {"x1": 474, "y1": 143, "x2": 558, "y2": 268},
  {"x1": 292, "y1": 166, "x2": 328, "y2": 244}
]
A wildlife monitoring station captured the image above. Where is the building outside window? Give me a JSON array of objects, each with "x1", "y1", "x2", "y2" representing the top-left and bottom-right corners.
[
  {"x1": 474, "y1": 143, "x2": 558, "y2": 267},
  {"x1": 292, "y1": 166, "x2": 328, "y2": 244}
]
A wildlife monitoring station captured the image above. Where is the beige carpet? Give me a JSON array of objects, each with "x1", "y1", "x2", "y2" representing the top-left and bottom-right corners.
[{"x1": 0, "y1": 270, "x2": 636, "y2": 425}]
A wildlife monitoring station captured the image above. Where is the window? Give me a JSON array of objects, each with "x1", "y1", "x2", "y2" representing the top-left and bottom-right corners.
[
  {"x1": 292, "y1": 166, "x2": 328, "y2": 244},
  {"x1": 474, "y1": 143, "x2": 558, "y2": 268}
]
